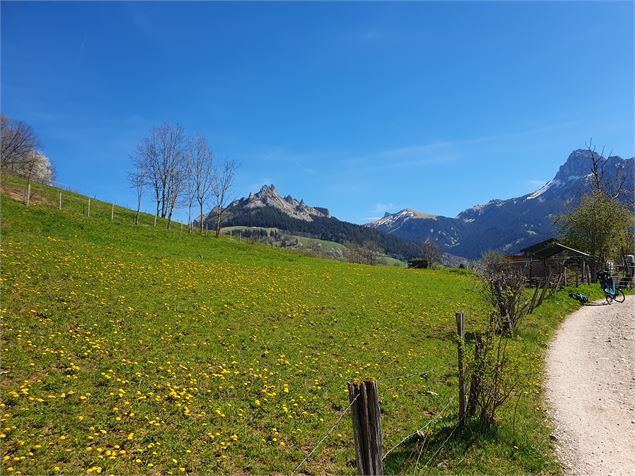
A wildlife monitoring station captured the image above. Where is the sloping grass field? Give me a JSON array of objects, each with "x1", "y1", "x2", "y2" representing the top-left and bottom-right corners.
[{"x1": 1, "y1": 174, "x2": 602, "y2": 474}]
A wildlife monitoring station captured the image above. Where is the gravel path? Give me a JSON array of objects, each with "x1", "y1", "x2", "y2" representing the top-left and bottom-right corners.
[{"x1": 545, "y1": 296, "x2": 635, "y2": 475}]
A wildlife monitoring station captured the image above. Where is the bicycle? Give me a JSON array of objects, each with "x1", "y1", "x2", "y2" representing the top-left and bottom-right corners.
[{"x1": 597, "y1": 271, "x2": 626, "y2": 304}]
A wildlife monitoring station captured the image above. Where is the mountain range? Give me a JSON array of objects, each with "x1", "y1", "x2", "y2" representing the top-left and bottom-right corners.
[
  {"x1": 368, "y1": 149, "x2": 634, "y2": 259},
  {"x1": 202, "y1": 184, "x2": 421, "y2": 260},
  {"x1": 203, "y1": 149, "x2": 634, "y2": 261}
]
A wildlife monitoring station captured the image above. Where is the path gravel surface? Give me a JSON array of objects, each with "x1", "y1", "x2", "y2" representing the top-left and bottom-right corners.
[{"x1": 545, "y1": 296, "x2": 635, "y2": 475}]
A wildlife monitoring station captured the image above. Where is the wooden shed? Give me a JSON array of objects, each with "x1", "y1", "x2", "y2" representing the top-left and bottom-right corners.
[{"x1": 510, "y1": 238, "x2": 593, "y2": 285}]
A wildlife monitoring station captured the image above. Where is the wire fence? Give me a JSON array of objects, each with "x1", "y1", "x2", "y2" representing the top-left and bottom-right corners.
[
  {"x1": 382, "y1": 396, "x2": 455, "y2": 462},
  {"x1": 291, "y1": 394, "x2": 360, "y2": 475},
  {"x1": 288, "y1": 373, "x2": 458, "y2": 475},
  {"x1": 7, "y1": 174, "x2": 201, "y2": 230}
]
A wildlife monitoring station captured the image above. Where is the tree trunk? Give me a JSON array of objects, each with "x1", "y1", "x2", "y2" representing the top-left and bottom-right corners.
[
  {"x1": 200, "y1": 203, "x2": 205, "y2": 234},
  {"x1": 215, "y1": 212, "x2": 222, "y2": 238}
]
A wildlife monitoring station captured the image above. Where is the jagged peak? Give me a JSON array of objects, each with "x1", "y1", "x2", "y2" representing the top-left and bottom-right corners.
[
  {"x1": 554, "y1": 149, "x2": 598, "y2": 181},
  {"x1": 257, "y1": 184, "x2": 278, "y2": 196},
  {"x1": 234, "y1": 184, "x2": 330, "y2": 221}
]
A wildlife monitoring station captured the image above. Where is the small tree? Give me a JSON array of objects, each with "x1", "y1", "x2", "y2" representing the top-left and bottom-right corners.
[
  {"x1": 480, "y1": 251, "x2": 531, "y2": 334},
  {"x1": 420, "y1": 238, "x2": 442, "y2": 268},
  {"x1": 344, "y1": 241, "x2": 382, "y2": 265},
  {"x1": 464, "y1": 251, "x2": 528, "y2": 428},
  {"x1": 556, "y1": 192, "x2": 633, "y2": 278},
  {"x1": 183, "y1": 159, "x2": 195, "y2": 232},
  {"x1": 211, "y1": 159, "x2": 238, "y2": 237},
  {"x1": 16, "y1": 151, "x2": 54, "y2": 185},
  {"x1": 128, "y1": 170, "x2": 145, "y2": 225},
  {"x1": 190, "y1": 134, "x2": 214, "y2": 234},
  {"x1": 131, "y1": 123, "x2": 188, "y2": 225},
  {"x1": 466, "y1": 321, "x2": 518, "y2": 428}
]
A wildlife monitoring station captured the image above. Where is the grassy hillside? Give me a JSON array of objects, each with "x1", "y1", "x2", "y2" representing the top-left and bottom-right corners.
[
  {"x1": 1, "y1": 174, "x2": 602, "y2": 474},
  {"x1": 221, "y1": 225, "x2": 407, "y2": 267}
]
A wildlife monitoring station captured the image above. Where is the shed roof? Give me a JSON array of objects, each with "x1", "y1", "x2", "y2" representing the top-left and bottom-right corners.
[{"x1": 520, "y1": 238, "x2": 590, "y2": 260}]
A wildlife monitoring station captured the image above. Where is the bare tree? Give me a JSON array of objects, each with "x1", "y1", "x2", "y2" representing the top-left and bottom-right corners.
[
  {"x1": 166, "y1": 156, "x2": 188, "y2": 228},
  {"x1": 190, "y1": 134, "x2": 214, "y2": 234},
  {"x1": 466, "y1": 320, "x2": 518, "y2": 428},
  {"x1": 133, "y1": 134, "x2": 161, "y2": 217},
  {"x1": 420, "y1": 238, "x2": 442, "y2": 268},
  {"x1": 586, "y1": 139, "x2": 629, "y2": 200},
  {"x1": 464, "y1": 251, "x2": 528, "y2": 428},
  {"x1": 344, "y1": 241, "x2": 382, "y2": 265},
  {"x1": 211, "y1": 159, "x2": 238, "y2": 237},
  {"x1": 128, "y1": 170, "x2": 145, "y2": 225},
  {"x1": 132, "y1": 124, "x2": 188, "y2": 227},
  {"x1": 183, "y1": 161, "x2": 195, "y2": 232},
  {"x1": 1, "y1": 115, "x2": 52, "y2": 204},
  {"x1": 480, "y1": 251, "x2": 532, "y2": 334},
  {"x1": 0, "y1": 114, "x2": 42, "y2": 170}
]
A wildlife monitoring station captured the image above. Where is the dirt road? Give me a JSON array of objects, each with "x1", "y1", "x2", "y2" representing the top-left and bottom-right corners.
[{"x1": 545, "y1": 296, "x2": 635, "y2": 475}]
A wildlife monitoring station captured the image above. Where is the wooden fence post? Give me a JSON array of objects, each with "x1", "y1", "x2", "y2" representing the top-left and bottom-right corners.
[
  {"x1": 348, "y1": 379, "x2": 383, "y2": 475},
  {"x1": 455, "y1": 312, "x2": 466, "y2": 426},
  {"x1": 26, "y1": 183, "x2": 31, "y2": 206},
  {"x1": 153, "y1": 215, "x2": 157, "y2": 227},
  {"x1": 111, "y1": 204, "x2": 114, "y2": 220},
  {"x1": 87, "y1": 199, "x2": 91, "y2": 217},
  {"x1": 551, "y1": 272, "x2": 564, "y2": 296},
  {"x1": 58, "y1": 191, "x2": 62, "y2": 210},
  {"x1": 528, "y1": 285, "x2": 540, "y2": 314},
  {"x1": 537, "y1": 272, "x2": 552, "y2": 307}
]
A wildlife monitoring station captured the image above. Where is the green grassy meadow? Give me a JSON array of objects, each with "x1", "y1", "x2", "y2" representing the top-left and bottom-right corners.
[{"x1": 1, "y1": 174, "x2": 603, "y2": 474}]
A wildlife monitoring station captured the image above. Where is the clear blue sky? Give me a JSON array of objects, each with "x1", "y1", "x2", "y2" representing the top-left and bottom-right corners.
[{"x1": 2, "y1": 1, "x2": 633, "y2": 223}]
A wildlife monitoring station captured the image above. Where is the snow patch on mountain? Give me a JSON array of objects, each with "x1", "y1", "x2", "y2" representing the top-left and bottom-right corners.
[{"x1": 369, "y1": 208, "x2": 437, "y2": 228}]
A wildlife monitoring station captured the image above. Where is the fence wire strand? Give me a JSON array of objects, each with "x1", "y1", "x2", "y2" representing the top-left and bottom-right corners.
[
  {"x1": 291, "y1": 394, "x2": 359, "y2": 475},
  {"x1": 382, "y1": 396, "x2": 455, "y2": 461},
  {"x1": 421, "y1": 422, "x2": 460, "y2": 471}
]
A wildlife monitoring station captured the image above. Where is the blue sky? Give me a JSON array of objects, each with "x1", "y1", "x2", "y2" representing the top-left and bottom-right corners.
[{"x1": 2, "y1": 1, "x2": 633, "y2": 223}]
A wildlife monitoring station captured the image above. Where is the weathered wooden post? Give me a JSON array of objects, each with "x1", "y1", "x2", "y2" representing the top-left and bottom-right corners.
[
  {"x1": 58, "y1": 191, "x2": 62, "y2": 210},
  {"x1": 153, "y1": 215, "x2": 157, "y2": 227},
  {"x1": 348, "y1": 379, "x2": 383, "y2": 475},
  {"x1": 25, "y1": 183, "x2": 31, "y2": 206},
  {"x1": 528, "y1": 285, "x2": 540, "y2": 314},
  {"x1": 455, "y1": 312, "x2": 466, "y2": 426},
  {"x1": 87, "y1": 198, "x2": 91, "y2": 217},
  {"x1": 537, "y1": 272, "x2": 552, "y2": 307},
  {"x1": 111, "y1": 204, "x2": 114, "y2": 220}
]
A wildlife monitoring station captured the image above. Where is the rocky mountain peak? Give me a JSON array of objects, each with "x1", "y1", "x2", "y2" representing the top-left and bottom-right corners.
[
  {"x1": 232, "y1": 184, "x2": 330, "y2": 222},
  {"x1": 256, "y1": 184, "x2": 278, "y2": 198},
  {"x1": 554, "y1": 149, "x2": 598, "y2": 181}
]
